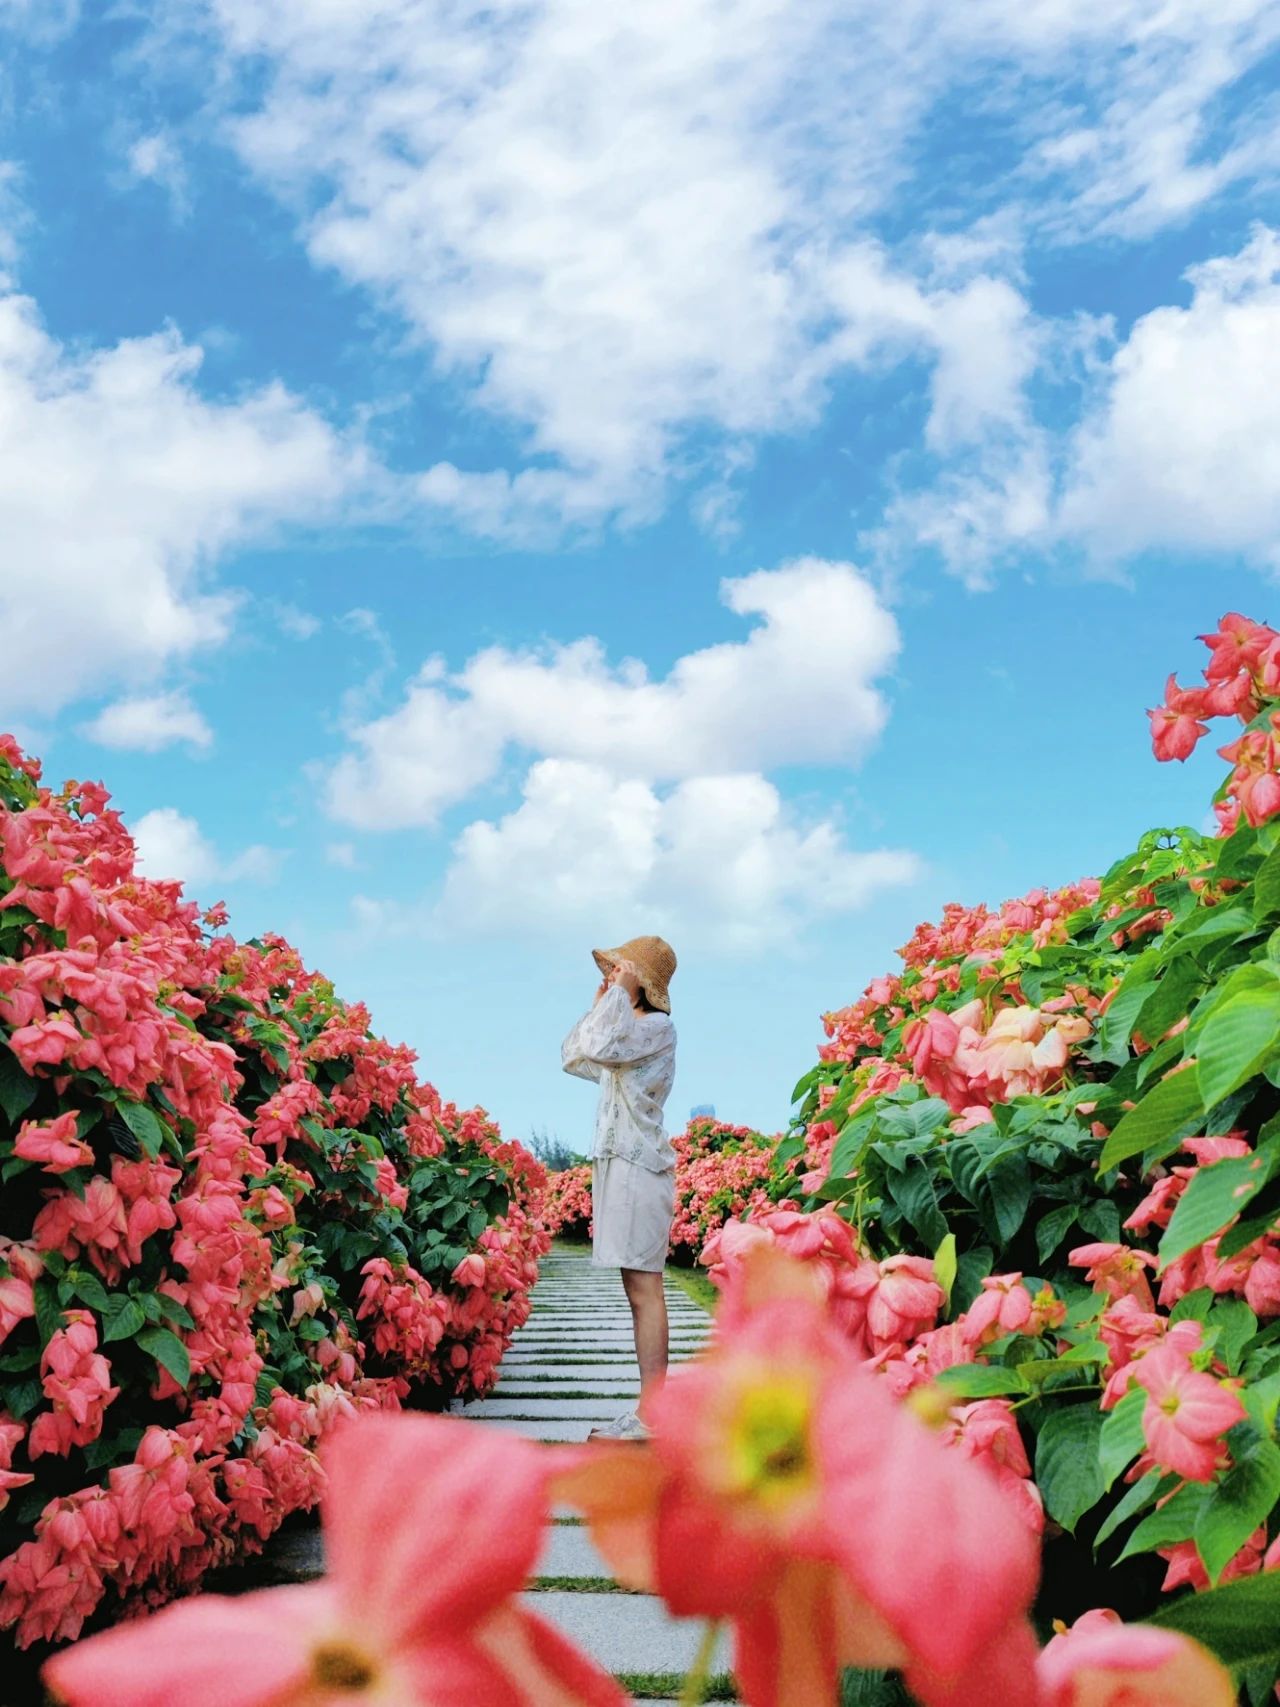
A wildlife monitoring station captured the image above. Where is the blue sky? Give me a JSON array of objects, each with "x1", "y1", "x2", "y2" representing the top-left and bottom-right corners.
[{"x1": 0, "y1": 1, "x2": 1278, "y2": 1149}]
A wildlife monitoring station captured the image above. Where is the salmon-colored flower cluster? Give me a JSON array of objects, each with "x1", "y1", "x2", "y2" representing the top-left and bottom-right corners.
[
  {"x1": 0, "y1": 736, "x2": 553, "y2": 1646},
  {"x1": 42, "y1": 1255, "x2": 1234, "y2": 1707},
  {"x1": 1150, "y1": 611, "x2": 1280, "y2": 829}
]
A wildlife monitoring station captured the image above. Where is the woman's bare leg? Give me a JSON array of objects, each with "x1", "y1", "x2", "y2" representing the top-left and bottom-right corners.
[{"x1": 621, "y1": 1268, "x2": 668, "y2": 1417}]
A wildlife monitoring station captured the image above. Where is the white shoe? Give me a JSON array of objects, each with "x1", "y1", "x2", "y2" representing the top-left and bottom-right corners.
[{"x1": 588, "y1": 1410, "x2": 650, "y2": 1442}]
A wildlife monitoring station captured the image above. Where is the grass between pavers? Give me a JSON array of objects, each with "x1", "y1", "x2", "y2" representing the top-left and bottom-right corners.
[
  {"x1": 616, "y1": 1673, "x2": 737, "y2": 1701},
  {"x1": 529, "y1": 1575, "x2": 648, "y2": 1595},
  {"x1": 663, "y1": 1266, "x2": 718, "y2": 1313}
]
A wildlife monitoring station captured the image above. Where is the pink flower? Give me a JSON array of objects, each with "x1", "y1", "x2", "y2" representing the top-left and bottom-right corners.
[
  {"x1": 451, "y1": 1253, "x2": 487, "y2": 1288},
  {"x1": 1148, "y1": 702, "x2": 1209, "y2": 763},
  {"x1": 561, "y1": 1254, "x2": 1040, "y2": 1707},
  {"x1": 1132, "y1": 1342, "x2": 1246, "y2": 1482},
  {"x1": 1037, "y1": 1608, "x2": 1234, "y2": 1706},
  {"x1": 1068, "y1": 1242, "x2": 1157, "y2": 1309},
  {"x1": 941, "y1": 1400, "x2": 1043, "y2": 1534},
  {"x1": 44, "y1": 1413, "x2": 625, "y2": 1707},
  {"x1": 962, "y1": 1274, "x2": 1033, "y2": 1346},
  {"x1": 13, "y1": 1111, "x2": 93, "y2": 1174},
  {"x1": 850, "y1": 1254, "x2": 944, "y2": 1353}
]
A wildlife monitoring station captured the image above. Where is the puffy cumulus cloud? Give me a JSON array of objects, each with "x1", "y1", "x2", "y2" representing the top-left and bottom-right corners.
[
  {"x1": 81, "y1": 691, "x2": 213, "y2": 753},
  {"x1": 1058, "y1": 225, "x2": 1280, "y2": 567},
  {"x1": 324, "y1": 559, "x2": 900, "y2": 829},
  {"x1": 0, "y1": 290, "x2": 364, "y2": 720},
  {"x1": 440, "y1": 760, "x2": 921, "y2": 950},
  {"x1": 164, "y1": 0, "x2": 1274, "y2": 537},
  {"x1": 131, "y1": 806, "x2": 281, "y2": 889}
]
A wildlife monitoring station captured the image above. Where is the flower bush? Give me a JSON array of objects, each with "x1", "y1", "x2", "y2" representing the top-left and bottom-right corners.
[
  {"x1": 669, "y1": 1117, "x2": 777, "y2": 1254},
  {"x1": 544, "y1": 1117, "x2": 780, "y2": 1254},
  {"x1": 44, "y1": 1249, "x2": 1244, "y2": 1707},
  {"x1": 543, "y1": 1162, "x2": 593, "y2": 1239},
  {"x1": 0, "y1": 737, "x2": 549, "y2": 1651},
  {"x1": 716, "y1": 612, "x2": 1280, "y2": 1695}
]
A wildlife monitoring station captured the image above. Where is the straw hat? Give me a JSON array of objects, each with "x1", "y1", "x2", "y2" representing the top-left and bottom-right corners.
[{"x1": 592, "y1": 935, "x2": 677, "y2": 1014}]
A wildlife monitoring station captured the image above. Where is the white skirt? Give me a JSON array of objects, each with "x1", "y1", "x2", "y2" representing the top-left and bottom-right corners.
[{"x1": 592, "y1": 1157, "x2": 675, "y2": 1272}]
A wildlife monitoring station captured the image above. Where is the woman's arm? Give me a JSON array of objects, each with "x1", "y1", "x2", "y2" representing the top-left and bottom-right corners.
[
  {"x1": 561, "y1": 1014, "x2": 604, "y2": 1082},
  {"x1": 568, "y1": 983, "x2": 671, "y2": 1069}
]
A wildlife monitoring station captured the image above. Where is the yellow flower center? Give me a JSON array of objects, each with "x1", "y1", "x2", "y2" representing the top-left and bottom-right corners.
[
  {"x1": 312, "y1": 1642, "x2": 378, "y2": 1690},
  {"x1": 723, "y1": 1375, "x2": 815, "y2": 1514}
]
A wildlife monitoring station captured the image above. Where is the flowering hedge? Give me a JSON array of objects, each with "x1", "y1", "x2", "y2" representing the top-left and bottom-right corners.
[
  {"x1": 543, "y1": 1117, "x2": 780, "y2": 1255},
  {"x1": 741, "y1": 612, "x2": 1280, "y2": 1689},
  {"x1": 0, "y1": 737, "x2": 548, "y2": 1651}
]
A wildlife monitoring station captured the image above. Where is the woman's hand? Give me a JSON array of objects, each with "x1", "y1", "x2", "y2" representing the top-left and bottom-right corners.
[
  {"x1": 592, "y1": 975, "x2": 611, "y2": 1005},
  {"x1": 611, "y1": 959, "x2": 642, "y2": 999}
]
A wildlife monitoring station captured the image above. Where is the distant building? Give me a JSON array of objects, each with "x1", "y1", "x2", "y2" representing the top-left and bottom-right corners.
[{"x1": 689, "y1": 1103, "x2": 716, "y2": 1120}]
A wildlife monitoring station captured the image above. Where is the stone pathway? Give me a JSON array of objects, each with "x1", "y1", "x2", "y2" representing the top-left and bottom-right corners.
[
  {"x1": 472, "y1": 1244, "x2": 737, "y2": 1701},
  {"x1": 237, "y1": 1244, "x2": 738, "y2": 1701}
]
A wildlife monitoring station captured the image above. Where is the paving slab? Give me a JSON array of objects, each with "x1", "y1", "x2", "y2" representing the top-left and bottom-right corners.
[
  {"x1": 524, "y1": 1592, "x2": 731, "y2": 1675},
  {"x1": 535, "y1": 1524, "x2": 615, "y2": 1579},
  {"x1": 469, "y1": 1397, "x2": 625, "y2": 1419},
  {"x1": 477, "y1": 1418, "x2": 602, "y2": 1441},
  {"x1": 497, "y1": 1362, "x2": 648, "y2": 1381},
  {"x1": 494, "y1": 1379, "x2": 642, "y2": 1396}
]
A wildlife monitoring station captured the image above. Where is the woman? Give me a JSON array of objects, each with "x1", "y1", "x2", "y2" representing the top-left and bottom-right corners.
[{"x1": 561, "y1": 934, "x2": 677, "y2": 1441}]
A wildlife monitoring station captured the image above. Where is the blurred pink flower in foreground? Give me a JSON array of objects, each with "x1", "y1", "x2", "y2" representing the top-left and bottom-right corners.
[
  {"x1": 1036, "y1": 1608, "x2": 1234, "y2": 1705},
  {"x1": 44, "y1": 1413, "x2": 624, "y2": 1707}
]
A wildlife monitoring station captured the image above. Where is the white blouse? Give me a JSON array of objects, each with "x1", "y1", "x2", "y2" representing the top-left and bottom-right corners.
[{"x1": 561, "y1": 983, "x2": 677, "y2": 1173}]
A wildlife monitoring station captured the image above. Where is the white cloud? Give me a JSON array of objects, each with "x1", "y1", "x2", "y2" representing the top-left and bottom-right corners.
[
  {"x1": 131, "y1": 806, "x2": 281, "y2": 889},
  {"x1": 1059, "y1": 224, "x2": 1280, "y2": 567},
  {"x1": 325, "y1": 559, "x2": 900, "y2": 828},
  {"x1": 272, "y1": 601, "x2": 322, "y2": 640},
  {"x1": 440, "y1": 759, "x2": 920, "y2": 950},
  {"x1": 166, "y1": 0, "x2": 1276, "y2": 537},
  {"x1": 0, "y1": 290, "x2": 364, "y2": 721},
  {"x1": 125, "y1": 132, "x2": 190, "y2": 217},
  {"x1": 326, "y1": 841, "x2": 358, "y2": 869},
  {"x1": 82, "y1": 690, "x2": 213, "y2": 753}
]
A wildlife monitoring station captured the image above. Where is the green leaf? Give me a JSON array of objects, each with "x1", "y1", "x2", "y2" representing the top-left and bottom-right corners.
[
  {"x1": 1132, "y1": 958, "x2": 1204, "y2": 1051},
  {"x1": 1194, "y1": 1425, "x2": 1280, "y2": 1585},
  {"x1": 136, "y1": 1325, "x2": 191, "y2": 1388},
  {"x1": 100, "y1": 1295, "x2": 147, "y2": 1343},
  {"x1": 790, "y1": 1064, "x2": 822, "y2": 1107},
  {"x1": 158, "y1": 1295, "x2": 196, "y2": 1330},
  {"x1": 885, "y1": 1156, "x2": 948, "y2": 1249},
  {"x1": 33, "y1": 1277, "x2": 65, "y2": 1345},
  {"x1": 1094, "y1": 979, "x2": 1159, "y2": 1066},
  {"x1": 1094, "y1": 1468, "x2": 1168, "y2": 1552},
  {"x1": 1150, "y1": 1570, "x2": 1280, "y2": 1671},
  {"x1": 116, "y1": 1100, "x2": 170, "y2": 1161},
  {"x1": 1077, "y1": 1199, "x2": 1122, "y2": 1244},
  {"x1": 1253, "y1": 842, "x2": 1280, "y2": 919},
  {"x1": 0, "y1": 1046, "x2": 37, "y2": 1124},
  {"x1": 1208, "y1": 1299, "x2": 1259, "y2": 1376},
  {"x1": 933, "y1": 1232, "x2": 957, "y2": 1310},
  {"x1": 1036, "y1": 1204, "x2": 1079, "y2": 1265},
  {"x1": 988, "y1": 1158, "x2": 1031, "y2": 1244},
  {"x1": 933, "y1": 1365, "x2": 1028, "y2": 1399},
  {"x1": 2, "y1": 1377, "x2": 41, "y2": 1420},
  {"x1": 1098, "y1": 1068, "x2": 1205, "y2": 1172},
  {"x1": 1098, "y1": 1386, "x2": 1148, "y2": 1490},
  {"x1": 1118, "y1": 1481, "x2": 1207, "y2": 1561},
  {"x1": 1034, "y1": 1404, "x2": 1106, "y2": 1533},
  {"x1": 1196, "y1": 980, "x2": 1280, "y2": 1112},
  {"x1": 1159, "y1": 1152, "x2": 1275, "y2": 1267},
  {"x1": 68, "y1": 1269, "x2": 110, "y2": 1313}
]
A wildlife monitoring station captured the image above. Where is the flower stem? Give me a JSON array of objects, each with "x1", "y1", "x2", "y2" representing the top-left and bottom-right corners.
[
  {"x1": 679, "y1": 1621, "x2": 722, "y2": 1706},
  {"x1": 1008, "y1": 1383, "x2": 1101, "y2": 1412}
]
